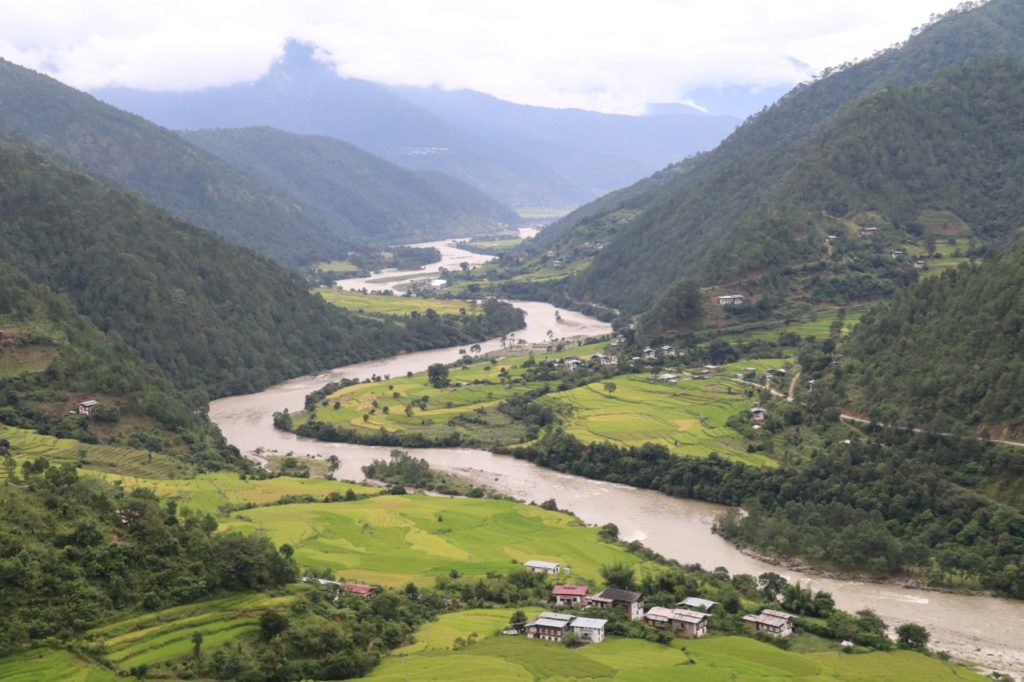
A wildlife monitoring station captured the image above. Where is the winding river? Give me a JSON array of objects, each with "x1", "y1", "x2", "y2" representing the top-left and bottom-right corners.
[{"x1": 210, "y1": 235, "x2": 1024, "y2": 676}]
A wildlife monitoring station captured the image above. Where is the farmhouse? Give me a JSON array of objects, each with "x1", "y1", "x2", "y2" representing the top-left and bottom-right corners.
[
  {"x1": 825, "y1": 235, "x2": 837, "y2": 244},
  {"x1": 552, "y1": 584, "x2": 589, "y2": 607},
  {"x1": 750, "y1": 407, "x2": 767, "y2": 422},
  {"x1": 525, "y1": 560, "x2": 562, "y2": 575},
  {"x1": 890, "y1": 250, "x2": 905, "y2": 258},
  {"x1": 859, "y1": 226, "x2": 879, "y2": 237},
  {"x1": 655, "y1": 373, "x2": 679, "y2": 384},
  {"x1": 678, "y1": 597, "x2": 719, "y2": 612},
  {"x1": 591, "y1": 353, "x2": 618, "y2": 366},
  {"x1": 642, "y1": 347, "x2": 657, "y2": 361},
  {"x1": 717, "y1": 294, "x2": 745, "y2": 305},
  {"x1": 742, "y1": 609, "x2": 795, "y2": 637},
  {"x1": 643, "y1": 606, "x2": 709, "y2": 638},
  {"x1": 77, "y1": 399, "x2": 99, "y2": 416},
  {"x1": 660, "y1": 345, "x2": 676, "y2": 357},
  {"x1": 589, "y1": 588, "x2": 644, "y2": 620},
  {"x1": 563, "y1": 358, "x2": 584, "y2": 371},
  {"x1": 429, "y1": 279, "x2": 448, "y2": 289},
  {"x1": 571, "y1": 617, "x2": 608, "y2": 644},
  {"x1": 341, "y1": 582, "x2": 377, "y2": 598},
  {"x1": 915, "y1": 259, "x2": 926, "y2": 269},
  {"x1": 525, "y1": 612, "x2": 574, "y2": 641}
]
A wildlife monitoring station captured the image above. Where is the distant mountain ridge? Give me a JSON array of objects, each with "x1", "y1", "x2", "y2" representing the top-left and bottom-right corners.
[
  {"x1": 535, "y1": 0, "x2": 1024, "y2": 317},
  {"x1": 181, "y1": 126, "x2": 519, "y2": 245},
  {"x1": 94, "y1": 41, "x2": 737, "y2": 208}
]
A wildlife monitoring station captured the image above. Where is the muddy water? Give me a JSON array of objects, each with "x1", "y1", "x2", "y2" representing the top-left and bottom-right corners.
[{"x1": 210, "y1": 239, "x2": 1024, "y2": 676}]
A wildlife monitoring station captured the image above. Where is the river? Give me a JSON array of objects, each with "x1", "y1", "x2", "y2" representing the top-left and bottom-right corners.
[{"x1": 210, "y1": 235, "x2": 1024, "y2": 676}]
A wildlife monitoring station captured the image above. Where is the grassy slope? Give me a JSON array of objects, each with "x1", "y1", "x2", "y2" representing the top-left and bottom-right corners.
[
  {"x1": 316, "y1": 288, "x2": 476, "y2": 316},
  {"x1": 0, "y1": 649, "x2": 120, "y2": 682},
  {"x1": 368, "y1": 612, "x2": 985, "y2": 681},
  {"x1": 221, "y1": 494, "x2": 652, "y2": 588}
]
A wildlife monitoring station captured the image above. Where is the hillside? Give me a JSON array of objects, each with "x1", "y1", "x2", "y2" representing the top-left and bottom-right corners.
[
  {"x1": 180, "y1": 127, "x2": 518, "y2": 245},
  {"x1": 537, "y1": 0, "x2": 1024, "y2": 316},
  {"x1": 840, "y1": 242, "x2": 1024, "y2": 438},
  {"x1": 95, "y1": 41, "x2": 735, "y2": 208}
]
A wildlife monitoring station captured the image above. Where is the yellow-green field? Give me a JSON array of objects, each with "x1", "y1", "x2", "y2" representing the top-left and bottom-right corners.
[
  {"x1": 222, "y1": 493, "x2": 651, "y2": 588},
  {"x1": 99, "y1": 471, "x2": 382, "y2": 515},
  {"x1": 0, "y1": 424, "x2": 189, "y2": 481},
  {"x1": 315, "y1": 259, "x2": 359, "y2": 273},
  {"x1": 86, "y1": 591, "x2": 300, "y2": 672},
  {"x1": 0, "y1": 649, "x2": 120, "y2": 682},
  {"x1": 516, "y1": 208, "x2": 570, "y2": 220},
  {"x1": 368, "y1": 612, "x2": 986, "y2": 681},
  {"x1": 316, "y1": 288, "x2": 474, "y2": 316},
  {"x1": 727, "y1": 307, "x2": 865, "y2": 344},
  {"x1": 539, "y1": 373, "x2": 768, "y2": 465}
]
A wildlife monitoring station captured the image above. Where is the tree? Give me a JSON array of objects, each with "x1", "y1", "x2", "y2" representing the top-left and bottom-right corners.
[
  {"x1": 561, "y1": 631, "x2": 582, "y2": 648},
  {"x1": 427, "y1": 363, "x2": 450, "y2": 389},
  {"x1": 539, "y1": 498, "x2": 558, "y2": 511},
  {"x1": 597, "y1": 523, "x2": 619, "y2": 542},
  {"x1": 259, "y1": 610, "x2": 289, "y2": 641},
  {"x1": 191, "y1": 630, "x2": 204, "y2": 668},
  {"x1": 470, "y1": 343, "x2": 482, "y2": 354},
  {"x1": 603, "y1": 382, "x2": 617, "y2": 394},
  {"x1": 600, "y1": 563, "x2": 636, "y2": 590},
  {"x1": 327, "y1": 455, "x2": 340, "y2": 474},
  {"x1": 896, "y1": 623, "x2": 930, "y2": 650},
  {"x1": 758, "y1": 572, "x2": 788, "y2": 601},
  {"x1": 510, "y1": 609, "x2": 527, "y2": 633}
]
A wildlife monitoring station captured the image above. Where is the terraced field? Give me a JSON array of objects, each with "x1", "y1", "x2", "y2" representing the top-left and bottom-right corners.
[
  {"x1": 0, "y1": 424, "x2": 188, "y2": 480},
  {"x1": 730, "y1": 307, "x2": 866, "y2": 344},
  {"x1": 101, "y1": 471, "x2": 382, "y2": 515},
  {"x1": 87, "y1": 591, "x2": 300, "y2": 672},
  {"x1": 315, "y1": 259, "x2": 359, "y2": 273},
  {"x1": 539, "y1": 374, "x2": 769, "y2": 465},
  {"x1": 221, "y1": 493, "x2": 650, "y2": 587},
  {"x1": 0, "y1": 649, "x2": 120, "y2": 682},
  {"x1": 368, "y1": 613, "x2": 986, "y2": 681},
  {"x1": 316, "y1": 288, "x2": 474, "y2": 316}
]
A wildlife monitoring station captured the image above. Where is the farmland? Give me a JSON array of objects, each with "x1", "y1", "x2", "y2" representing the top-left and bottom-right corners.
[
  {"x1": 314, "y1": 259, "x2": 359, "y2": 273},
  {"x1": 316, "y1": 288, "x2": 474, "y2": 316},
  {"x1": 725, "y1": 307, "x2": 866, "y2": 344},
  {"x1": 100, "y1": 470, "x2": 382, "y2": 515},
  {"x1": 538, "y1": 373, "x2": 767, "y2": 465},
  {"x1": 0, "y1": 649, "x2": 120, "y2": 682},
  {"x1": 367, "y1": 613, "x2": 984, "y2": 681},
  {"x1": 221, "y1": 493, "x2": 651, "y2": 587}
]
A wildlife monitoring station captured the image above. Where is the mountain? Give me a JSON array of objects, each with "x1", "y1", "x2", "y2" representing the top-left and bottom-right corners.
[
  {"x1": 0, "y1": 140, "x2": 430, "y2": 398},
  {"x1": 180, "y1": 126, "x2": 519, "y2": 245},
  {"x1": 0, "y1": 57, "x2": 351, "y2": 267},
  {"x1": 94, "y1": 41, "x2": 737, "y2": 208},
  {"x1": 539, "y1": 0, "x2": 1024, "y2": 317},
  {"x1": 840, "y1": 240, "x2": 1024, "y2": 439}
]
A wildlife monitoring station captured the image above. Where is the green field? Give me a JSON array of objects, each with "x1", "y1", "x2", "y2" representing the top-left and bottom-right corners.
[
  {"x1": 516, "y1": 208, "x2": 570, "y2": 220},
  {"x1": 727, "y1": 307, "x2": 866, "y2": 344},
  {"x1": 0, "y1": 649, "x2": 120, "y2": 682},
  {"x1": 316, "y1": 288, "x2": 474, "y2": 316},
  {"x1": 87, "y1": 591, "x2": 300, "y2": 671},
  {"x1": 315, "y1": 259, "x2": 359, "y2": 273},
  {"x1": 221, "y1": 493, "x2": 650, "y2": 587},
  {"x1": 100, "y1": 471, "x2": 382, "y2": 515},
  {"x1": 0, "y1": 424, "x2": 189, "y2": 481},
  {"x1": 369, "y1": 613, "x2": 986, "y2": 681}
]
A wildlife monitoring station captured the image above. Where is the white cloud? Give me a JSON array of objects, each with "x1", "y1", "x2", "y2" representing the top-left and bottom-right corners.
[{"x1": 0, "y1": 0, "x2": 966, "y2": 113}]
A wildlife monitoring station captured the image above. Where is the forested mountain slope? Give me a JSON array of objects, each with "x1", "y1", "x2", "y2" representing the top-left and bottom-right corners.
[
  {"x1": 0, "y1": 142, "x2": 418, "y2": 397},
  {"x1": 0, "y1": 58, "x2": 345, "y2": 266},
  {"x1": 841, "y1": 242, "x2": 1024, "y2": 438},
  {"x1": 539, "y1": 0, "x2": 1024, "y2": 314},
  {"x1": 181, "y1": 127, "x2": 518, "y2": 245}
]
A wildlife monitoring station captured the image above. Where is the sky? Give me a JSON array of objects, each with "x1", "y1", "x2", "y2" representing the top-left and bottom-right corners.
[{"x1": 0, "y1": 0, "x2": 968, "y2": 115}]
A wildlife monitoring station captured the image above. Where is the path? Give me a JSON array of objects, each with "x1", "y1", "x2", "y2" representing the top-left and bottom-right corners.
[{"x1": 839, "y1": 413, "x2": 1024, "y2": 449}]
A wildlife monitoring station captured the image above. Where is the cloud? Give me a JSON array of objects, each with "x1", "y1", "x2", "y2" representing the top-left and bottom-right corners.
[{"x1": 0, "y1": 0, "x2": 965, "y2": 113}]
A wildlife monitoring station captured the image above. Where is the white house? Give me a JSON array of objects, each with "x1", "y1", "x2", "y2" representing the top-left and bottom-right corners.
[
  {"x1": 642, "y1": 347, "x2": 657, "y2": 361},
  {"x1": 563, "y1": 358, "x2": 584, "y2": 371},
  {"x1": 750, "y1": 407, "x2": 767, "y2": 422},
  {"x1": 589, "y1": 588, "x2": 644, "y2": 620},
  {"x1": 660, "y1": 345, "x2": 676, "y2": 357},
  {"x1": 552, "y1": 584, "x2": 589, "y2": 607},
  {"x1": 525, "y1": 560, "x2": 562, "y2": 575},
  {"x1": 525, "y1": 612, "x2": 574, "y2": 641},
  {"x1": 742, "y1": 609, "x2": 795, "y2": 637},
  {"x1": 643, "y1": 606, "x2": 709, "y2": 638},
  {"x1": 429, "y1": 278, "x2": 448, "y2": 289},
  {"x1": 859, "y1": 226, "x2": 879, "y2": 237},
  {"x1": 717, "y1": 294, "x2": 745, "y2": 305},
  {"x1": 571, "y1": 617, "x2": 607, "y2": 644},
  {"x1": 77, "y1": 399, "x2": 99, "y2": 416}
]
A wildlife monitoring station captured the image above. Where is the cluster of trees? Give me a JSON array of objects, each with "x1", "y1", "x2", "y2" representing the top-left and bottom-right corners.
[
  {"x1": 839, "y1": 241, "x2": 1024, "y2": 437},
  {"x1": 361, "y1": 450, "x2": 489, "y2": 497},
  {"x1": 0, "y1": 462, "x2": 297, "y2": 654}
]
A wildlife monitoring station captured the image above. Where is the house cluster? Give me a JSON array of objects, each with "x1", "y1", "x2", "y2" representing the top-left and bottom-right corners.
[
  {"x1": 692, "y1": 364, "x2": 720, "y2": 380},
  {"x1": 301, "y1": 577, "x2": 378, "y2": 601},
  {"x1": 641, "y1": 345, "x2": 675, "y2": 362},
  {"x1": 717, "y1": 294, "x2": 745, "y2": 305},
  {"x1": 742, "y1": 608, "x2": 796, "y2": 637}
]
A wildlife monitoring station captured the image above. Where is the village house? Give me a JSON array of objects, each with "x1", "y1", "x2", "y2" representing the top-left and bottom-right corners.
[
  {"x1": 742, "y1": 609, "x2": 796, "y2": 637},
  {"x1": 429, "y1": 278, "x2": 448, "y2": 289},
  {"x1": 571, "y1": 617, "x2": 608, "y2": 644},
  {"x1": 660, "y1": 345, "x2": 676, "y2": 357},
  {"x1": 825, "y1": 235, "x2": 837, "y2": 244},
  {"x1": 643, "y1": 606, "x2": 710, "y2": 638},
  {"x1": 525, "y1": 612, "x2": 574, "y2": 641},
  {"x1": 525, "y1": 560, "x2": 562, "y2": 575},
  {"x1": 717, "y1": 294, "x2": 745, "y2": 305},
  {"x1": 750, "y1": 407, "x2": 767, "y2": 422},
  {"x1": 678, "y1": 597, "x2": 719, "y2": 612},
  {"x1": 552, "y1": 584, "x2": 589, "y2": 607},
  {"x1": 591, "y1": 353, "x2": 618, "y2": 366},
  {"x1": 563, "y1": 358, "x2": 584, "y2": 371},
  {"x1": 642, "y1": 347, "x2": 657, "y2": 361},
  {"x1": 341, "y1": 582, "x2": 377, "y2": 598},
  {"x1": 915, "y1": 259, "x2": 926, "y2": 269},
  {"x1": 859, "y1": 226, "x2": 879, "y2": 237},
  {"x1": 890, "y1": 250, "x2": 905, "y2": 259},
  {"x1": 77, "y1": 399, "x2": 99, "y2": 416},
  {"x1": 589, "y1": 588, "x2": 644, "y2": 620},
  {"x1": 654, "y1": 373, "x2": 679, "y2": 385}
]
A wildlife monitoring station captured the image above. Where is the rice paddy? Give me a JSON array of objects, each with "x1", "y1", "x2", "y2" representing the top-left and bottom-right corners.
[
  {"x1": 0, "y1": 649, "x2": 120, "y2": 682},
  {"x1": 220, "y1": 493, "x2": 650, "y2": 588},
  {"x1": 316, "y1": 288, "x2": 475, "y2": 316}
]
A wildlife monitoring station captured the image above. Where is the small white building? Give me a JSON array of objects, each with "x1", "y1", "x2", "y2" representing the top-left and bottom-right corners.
[
  {"x1": 750, "y1": 407, "x2": 767, "y2": 422},
  {"x1": 429, "y1": 278, "x2": 448, "y2": 289},
  {"x1": 563, "y1": 358, "x2": 584, "y2": 371},
  {"x1": 743, "y1": 609, "x2": 796, "y2": 637},
  {"x1": 859, "y1": 226, "x2": 879, "y2": 237},
  {"x1": 642, "y1": 347, "x2": 657, "y2": 361},
  {"x1": 643, "y1": 606, "x2": 709, "y2": 638},
  {"x1": 571, "y1": 617, "x2": 607, "y2": 644},
  {"x1": 717, "y1": 294, "x2": 746, "y2": 305},
  {"x1": 77, "y1": 399, "x2": 99, "y2": 416},
  {"x1": 525, "y1": 560, "x2": 562, "y2": 575},
  {"x1": 525, "y1": 612, "x2": 574, "y2": 641},
  {"x1": 655, "y1": 373, "x2": 679, "y2": 384},
  {"x1": 660, "y1": 345, "x2": 676, "y2": 357},
  {"x1": 915, "y1": 260, "x2": 926, "y2": 269}
]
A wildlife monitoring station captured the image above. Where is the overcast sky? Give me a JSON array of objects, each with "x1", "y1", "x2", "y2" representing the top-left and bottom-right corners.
[{"x1": 0, "y1": 0, "x2": 967, "y2": 114}]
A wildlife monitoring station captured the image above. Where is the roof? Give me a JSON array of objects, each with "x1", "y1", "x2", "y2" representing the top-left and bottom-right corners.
[
  {"x1": 525, "y1": 560, "x2": 560, "y2": 570},
  {"x1": 761, "y1": 609, "x2": 795, "y2": 621},
  {"x1": 342, "y1": 582, "x2": 376, "y2": 596},
  {"x1": 645, "y1": 606, "x2": 707, "y2": 624},
  {"x1": 743, "y1": 613, "x2": 790, "y2": 629},
  {"x1": 79, "y1": 400, "x2": 99, "y2": 407},
  {"x1": 529, "y1": 615, "x2": 573, "y2": 629},
  {"x1": 537, "y1": 611, "x2": 574, "y2": 621},
  {"x1": 750, "y1": 407, "x2": 766, "y2": 414},
  {"x1": 679, "y1": 597, "x2": 719, "y2": 610},
  {"x1": 553, "y1": 584, "x2": 588, "y2": 597},
  {"x1": 571, "y1": 617, "x2": 607, "y2": 630},
  {"x1": 595, "y1": 588, "x2": 642, "y2": 603}
]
